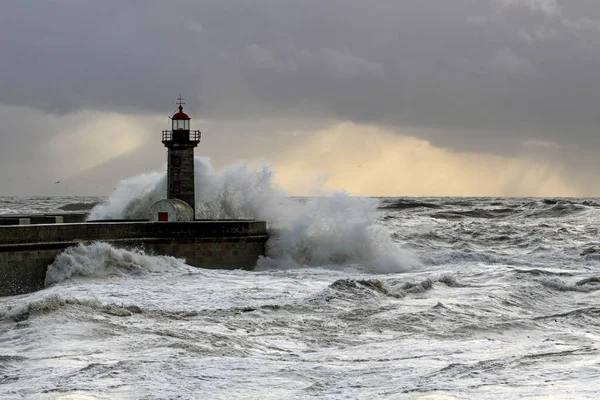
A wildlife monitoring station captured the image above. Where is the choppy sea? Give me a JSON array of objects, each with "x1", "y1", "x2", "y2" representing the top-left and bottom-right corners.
[{"x1": 1, "y1": 159, "x2": 600, "y2": 399}]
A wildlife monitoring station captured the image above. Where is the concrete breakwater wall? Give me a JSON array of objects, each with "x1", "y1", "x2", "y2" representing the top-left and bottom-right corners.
[
  {"x1": 0, "y1": 221, "x2": 268, "y2": 296},
  {"x1": 0, "y1": 213, "x2": 88, "y2": 225}
]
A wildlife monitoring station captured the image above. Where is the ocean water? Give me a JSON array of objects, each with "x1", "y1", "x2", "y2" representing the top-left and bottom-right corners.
[{"x1": 1, "y1": 159, "x2": 600, "y2": 399}]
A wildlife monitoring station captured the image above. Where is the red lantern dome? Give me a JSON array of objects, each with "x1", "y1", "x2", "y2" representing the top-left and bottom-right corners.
[
  {"x1": 172, "y1": 105, "x2": 190, "y2": 120},
  {"x1": 171, "y1": 104, "x2": 190, "y2": 130}
]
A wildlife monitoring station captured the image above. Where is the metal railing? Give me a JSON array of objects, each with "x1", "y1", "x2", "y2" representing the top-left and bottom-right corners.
[{"x1": 162, "y1": 130, "x2": 201, "y2": 142}]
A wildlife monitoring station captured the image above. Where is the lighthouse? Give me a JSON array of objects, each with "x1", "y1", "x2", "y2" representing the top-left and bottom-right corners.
[
  {"x1": 0, "y1": 97, "x2": 269, "y2": 296},
  {"x1": 161, "y1": 97, "x2": 201, "y2": 217}
]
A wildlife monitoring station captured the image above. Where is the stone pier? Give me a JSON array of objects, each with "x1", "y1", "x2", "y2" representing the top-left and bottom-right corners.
[{"x1": 0, "y1": 220, "x2": 268, "y2": 296}]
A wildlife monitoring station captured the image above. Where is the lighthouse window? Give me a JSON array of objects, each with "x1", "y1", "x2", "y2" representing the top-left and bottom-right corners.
[
  {"x1": 173, "y1": 119, "x2": 189, "y2": 130},
  {"x1": 172, "y1": 119, "x2": 189, "y2": 130}
]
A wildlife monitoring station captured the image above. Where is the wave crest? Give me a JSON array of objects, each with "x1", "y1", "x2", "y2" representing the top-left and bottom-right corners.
[{"x1": 45, "y1": 242, "x2": 188, "y2": 286}]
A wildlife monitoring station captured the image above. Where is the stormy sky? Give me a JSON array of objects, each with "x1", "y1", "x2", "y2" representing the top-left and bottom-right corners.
[{"x1": 2, "y1": 0, "x2": 600, "y2": 196}]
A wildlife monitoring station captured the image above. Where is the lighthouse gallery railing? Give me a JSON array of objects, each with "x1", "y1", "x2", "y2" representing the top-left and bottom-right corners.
[{"x1": 162, "y1": 130, "x2": 201, "y2": 142}]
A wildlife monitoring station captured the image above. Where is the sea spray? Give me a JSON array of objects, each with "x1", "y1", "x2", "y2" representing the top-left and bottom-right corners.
[
  {"x1": 87, "y1": 171, "x2": 166, "y2": 220},
  {"x1": 87, "y1": 157, "x2": 419, "y2": 272},
  {"x1": 45, "y1": 242, "x2": 188, "y2": 286},
  {"x1": 256, "y1": 194, "x2": 420, "y2": 272}
]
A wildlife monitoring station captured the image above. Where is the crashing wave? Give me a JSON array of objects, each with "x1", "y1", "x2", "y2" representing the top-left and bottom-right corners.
[
  {"x1": 87, "y1": 157, "x2": 419, "y2": 273},
  {"x1": 45, "y1": 242, "x2": 188, "y2": 286}
]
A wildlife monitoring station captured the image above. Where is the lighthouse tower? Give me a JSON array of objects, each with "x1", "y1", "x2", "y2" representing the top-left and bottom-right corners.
[{"x1": 161, "y1": 97, "x2": 201, "y2": 216}]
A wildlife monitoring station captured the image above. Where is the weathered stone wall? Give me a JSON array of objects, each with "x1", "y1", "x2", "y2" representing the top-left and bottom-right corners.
[
  {"x1": 0, "y1": 245, "x2": 66, "y2": 297},
  {"x1": 0, "y1": 221, "x2": 268, "y2": 297},
  {"x1": 167, "y1": 148, "x2": 196, "y2": 211}
]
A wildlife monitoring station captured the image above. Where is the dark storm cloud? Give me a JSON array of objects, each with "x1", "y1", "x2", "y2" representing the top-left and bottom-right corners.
[{"x1": 3, "y1": 0, "x2": 600, "y2": 152}]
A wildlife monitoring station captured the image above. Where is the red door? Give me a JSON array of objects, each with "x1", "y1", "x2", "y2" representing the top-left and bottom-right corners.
[{"x1": 158, "y1": 212, "x2": 168, "y2": 222}]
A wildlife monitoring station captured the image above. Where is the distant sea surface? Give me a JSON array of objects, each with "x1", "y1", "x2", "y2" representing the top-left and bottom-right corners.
[{"x1": 2, "y1": 194, "x2": 600, "y2": 399}]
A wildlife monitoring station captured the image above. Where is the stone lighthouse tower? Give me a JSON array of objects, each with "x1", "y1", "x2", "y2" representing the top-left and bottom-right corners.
[{"x1": 161, "y1": 97, "x2": 201, "y2": 215}]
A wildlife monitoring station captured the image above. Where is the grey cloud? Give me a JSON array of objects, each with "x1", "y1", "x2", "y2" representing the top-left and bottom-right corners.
[
  {"x1": 3, "y1": 0, "x2": 600, "y2": 155},
  {"x1": 242, "y1": 43, "x2": 383, "y2": 78},
  {"x1": 244, "y1": 44, "x2": 282, "y2": 69},
  {"x1": 498, "y1": 0, "x2": 561, "y2": 16},
  {"x1": 468, "y1": 15, "x2": 489, "y2": 26},
  {"x1": 497, "y1": 0, "x2": 600, "y2": 41},
  {"x1": 317, "y1": 48, "x2": 384, "y2": 78},
  {"x1": 491, "y1": 47, "x2": 534, "y2": 74}
]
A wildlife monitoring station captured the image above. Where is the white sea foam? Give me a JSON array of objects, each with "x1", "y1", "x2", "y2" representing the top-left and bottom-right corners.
[
  {"x1": 87, "y1": 157, "x2": 418, "y2": 272},
  {"x1": 256, "y1": 194, "x2": 420, "y2": 272},
  {"x1": 45, "y1": 242, "x2": 188, "y2": 286},
  {"x1": 87, "y1": 171, "x2": 166, "y2": 220},
  {"x1": 4, "y1": 196, "x2": 600, "y2": 398}
]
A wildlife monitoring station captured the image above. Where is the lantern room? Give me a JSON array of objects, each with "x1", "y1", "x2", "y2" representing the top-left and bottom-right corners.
[{"x1": 171, "y1": 105, "x2": 190, "y2": 131}]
